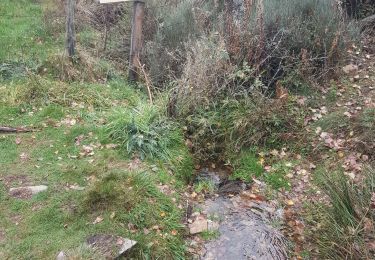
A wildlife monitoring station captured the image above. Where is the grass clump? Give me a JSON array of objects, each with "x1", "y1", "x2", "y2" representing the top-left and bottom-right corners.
[
  {"x1": 230, "y1": 152, "x2": 263, "y2": 183},
  {"x1": 306, "y1": 165, "x2": 375, "y2": 259},
  {"x1": 107, "y1": 102, "x2": 184, "y2": 160},
  {"x1": 194, "y1": 180, "x2": 216, "y2": 194},
  {"x1": 200, "y1": 230, "x2": 220, "y2": 241},
  {"x1": 263, "y1": 163, "x2": 291, "y2": 190},
  {"x1": 84, "y1": 171, "x2": 141, "y2": 211}
]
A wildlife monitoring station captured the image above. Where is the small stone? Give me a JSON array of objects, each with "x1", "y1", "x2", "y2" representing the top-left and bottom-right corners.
[
  {"x1": 86, "y1": 234, "x2": 136, "y2": 258},
  {"x1": 189, "y1": 217, "x2": 208, "y2": 234},
  {"x1": 56, "y1": 251, "x2": 66, "y2": 260}
]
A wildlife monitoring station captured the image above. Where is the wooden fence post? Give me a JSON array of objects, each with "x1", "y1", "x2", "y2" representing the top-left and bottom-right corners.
[
  {"x1": 128, "y1": 0, "x2": 145, "y2": 82},
  {"x1": 66, "y1": 0, "x2": 76, "y2": 58}
]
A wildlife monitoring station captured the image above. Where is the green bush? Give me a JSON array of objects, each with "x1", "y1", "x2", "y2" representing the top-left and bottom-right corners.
[{"x1": 183, "y1": 93, "x2": 304, "y2": 161}]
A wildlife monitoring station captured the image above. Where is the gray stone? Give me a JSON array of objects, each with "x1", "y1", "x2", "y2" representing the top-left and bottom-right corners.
[
  {"x1": 86, "y1": 234, "x2": 136, "y2": 258},
  {"x1": 10, "y1": 185, "x2": 48, "y2": 194},
  {"x1": 56, "y1": 251, "x2": 66, "y2": 260}
]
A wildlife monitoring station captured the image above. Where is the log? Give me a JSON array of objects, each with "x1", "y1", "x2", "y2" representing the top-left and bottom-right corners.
[{"x1": 0, "y1": 126, "x2": 33, "y2": 133}]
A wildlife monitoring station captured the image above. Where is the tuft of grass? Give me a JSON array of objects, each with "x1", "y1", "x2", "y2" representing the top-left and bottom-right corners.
[
  {"x1": 305, "y1": 165, "x2": 375, "y2": 259},
  {"x1": 194, "y1": 180, "x2": 216, "y2": 194},
  {"x1": 107, "y1": 103, "x2": 184, "y2": 160},
  {"x1": 230, "y1": 152, "x2": 263, "y2": 183},
  {"x1": 200, "y1": 230, "x2": 220, "y2": 241}
]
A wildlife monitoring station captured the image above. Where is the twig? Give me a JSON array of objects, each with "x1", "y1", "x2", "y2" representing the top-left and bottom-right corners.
[{"x1": 137, "y1": 57, "x2": 153, "y2": 105}]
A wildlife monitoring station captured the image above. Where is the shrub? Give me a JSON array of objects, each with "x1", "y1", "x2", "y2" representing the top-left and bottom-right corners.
[{"x1": 182, "y1": 92, "x2": 305, "y2": 161}]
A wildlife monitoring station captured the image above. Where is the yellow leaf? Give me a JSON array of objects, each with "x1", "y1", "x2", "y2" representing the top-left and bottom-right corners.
[
  {"x1": 286, "y1": 200, "x2": 294, "y2": 206},
  {"x1": 259, "y1": 158, "x2": 265, "y2": 166}
]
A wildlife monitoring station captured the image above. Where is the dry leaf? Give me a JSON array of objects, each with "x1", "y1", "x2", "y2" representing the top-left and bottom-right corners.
[{"x1": 93, "y1": 216, "x2": 104, "y2": 224}]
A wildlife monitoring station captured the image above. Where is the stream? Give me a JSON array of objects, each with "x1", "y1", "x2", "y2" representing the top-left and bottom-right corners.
[{"x1": 194, "y1": 167, "x2": 288, "y2": 260}]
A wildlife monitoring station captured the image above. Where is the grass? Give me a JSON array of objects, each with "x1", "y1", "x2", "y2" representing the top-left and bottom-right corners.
[
  {"x1": 194, "y1": 180, "x2": 216, "y2": 194},
  {"x1": 0, "y1": 62, "x2": 193, "y2": 259},
  {"x1": 230, "y1": 152, "x2": 263, "y2": 183},
  {"x1": 200, "y1": 230, "x2": 220, "y2": 241},
  {"x1": 229, "y1": 151, "x2": 291, "y2": 190},
  {"x1": 0, "y1": 1, "x2": 193, "y2": 256},
  {"x1": 305, "y1": 165, "x2": 375, "y2": 259},
  {"x1": 0, "y1": 0, "x2": 58, "y2": 79},
  {"x1": 0, "y1": 80, "x2": 192, "y2": 258}
]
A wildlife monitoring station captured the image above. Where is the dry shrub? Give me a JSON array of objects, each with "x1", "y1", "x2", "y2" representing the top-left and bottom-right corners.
[{"x1": 173, "y1": 35, "x2": 235, "y2": 114}]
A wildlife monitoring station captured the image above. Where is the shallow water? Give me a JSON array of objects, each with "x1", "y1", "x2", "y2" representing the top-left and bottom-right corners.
[{"x1": 196, "y1": 169, "x2": 288, "y2": 260}]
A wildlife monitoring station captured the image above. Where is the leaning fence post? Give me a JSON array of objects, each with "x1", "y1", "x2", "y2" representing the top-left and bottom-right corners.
[
  {"x1": 128, "y1": 0, "x2": 145, "y2": 82},
  {"x1": 66, "y1": 0, "x2": 76, "y2": 58}
]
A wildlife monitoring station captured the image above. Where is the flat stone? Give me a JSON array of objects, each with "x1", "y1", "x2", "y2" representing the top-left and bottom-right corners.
[
  {"x1": 10, "y1": 185, "x2": 48, "y2": 194},
  {"x1": 86, "y1": 234, "x2": 136, "y2": 258},
  {"x1": 9, "y1": 185, "x2": 48, "y2": 199},
  {"x1": 189, "y1": 217, "x2": 208, "y2": 234}
]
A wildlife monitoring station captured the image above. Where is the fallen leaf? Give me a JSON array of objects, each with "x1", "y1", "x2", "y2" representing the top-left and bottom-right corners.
[
  {"x1": 15, "y1": 137, "x2": 21, "y2": 145},
  {"x1": 286, "y1": 200, "x2": 294, "y2": 206},
  {"x1": 93, "y1": 216, "x2": 104, "y2": 224}
]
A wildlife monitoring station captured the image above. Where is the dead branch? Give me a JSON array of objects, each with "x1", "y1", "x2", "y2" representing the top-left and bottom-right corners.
[
  {"x1": 137, "y1": 57, "x2": 153, "y2": 105},
  {"x1": 360, "y1": 14, "x2": 375, "y2": 31},
  {"x1": 0, "y1": 126, "x2": 33, "y2": 133}
]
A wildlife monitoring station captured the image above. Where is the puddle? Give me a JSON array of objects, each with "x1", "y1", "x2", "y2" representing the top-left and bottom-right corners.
[{"x1": 194, "y1": 167, "x2": 288, "y2": 260}]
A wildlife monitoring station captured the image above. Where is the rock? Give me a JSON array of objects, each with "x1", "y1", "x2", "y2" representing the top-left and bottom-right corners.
[
  {"x1": 10, "y1": 185, "x2": 48, "y2": 194},
  {"x1": 56, "y1": 251, "x2": 66, "y2": 260},
  {"x1": 342, "y1": 64, "x2": 358, "y2": 74},
  {"x1": 9, "y1": 185, "x2": 48, "y2": 199},
  {"x1": 218, "y1": 180, "x2": 246, "y2": 195},
  {"x1": 189, "y1": 217, "x2": 208, "y2": 234},
  {"x1": 86, "y1": 234, "x2": 136, "y2": 258}
]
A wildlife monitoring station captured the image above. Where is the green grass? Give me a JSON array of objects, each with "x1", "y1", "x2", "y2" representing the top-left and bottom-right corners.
[
  {"x1": 0, "y1": 63, "x2": 191, "y2": 259},
  {"x1": 0, "y1": 0, "x2": 58, "y2": 78},
  {"x1": 230, "y1": 152, "x2": 263, "y2": 183},
  {"x1": 0, "y1": 86, "x2": 191, "y2": 258},
  {"x1": 200, "y1": 230, "x2": 220, "y2": 241},
  {"x1": 305, "y1": 165, "x2": 375, "y2": 259}
]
